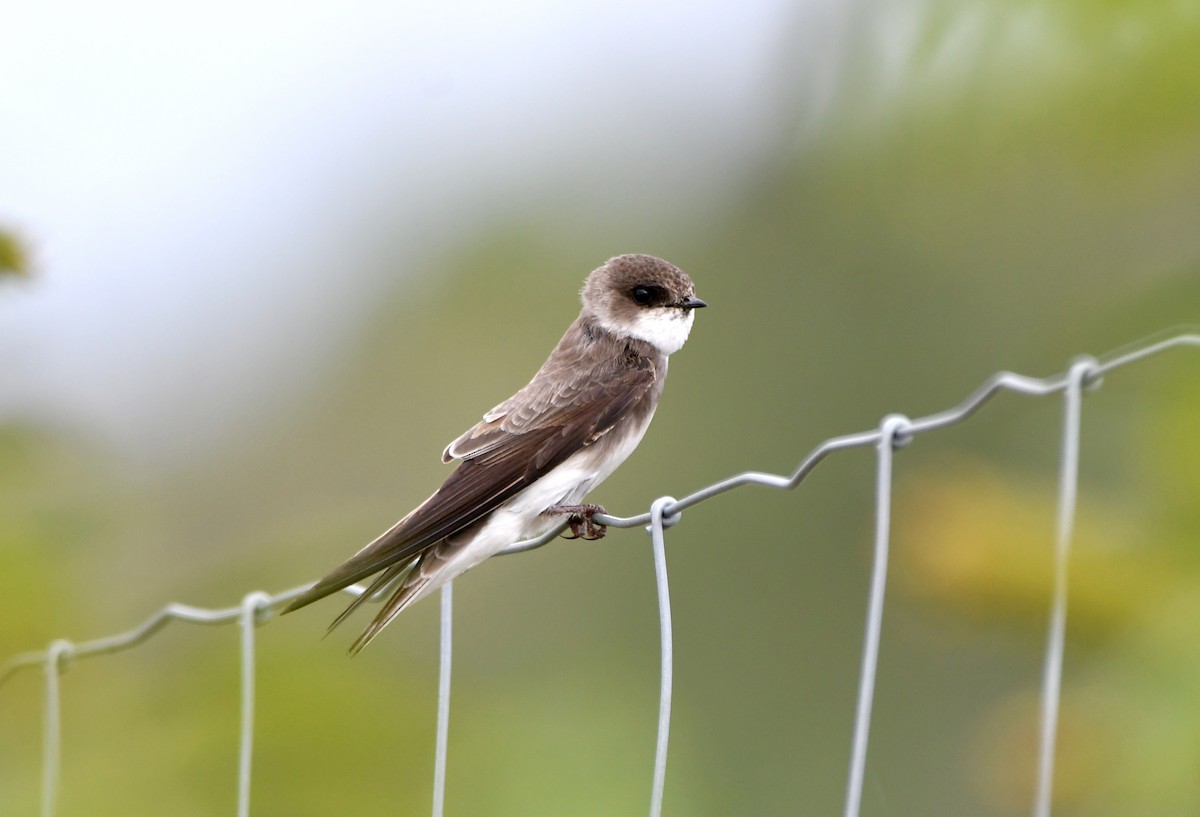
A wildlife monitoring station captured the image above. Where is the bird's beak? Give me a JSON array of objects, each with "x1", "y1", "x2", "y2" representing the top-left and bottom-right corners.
[{"x1": 680, "y1": 296, "x2": 708, "y2": 309}]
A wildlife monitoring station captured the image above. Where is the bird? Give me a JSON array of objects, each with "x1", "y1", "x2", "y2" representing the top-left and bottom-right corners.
[{"x1": 283, "y1": 254, "x2": 706, "y2": 653}]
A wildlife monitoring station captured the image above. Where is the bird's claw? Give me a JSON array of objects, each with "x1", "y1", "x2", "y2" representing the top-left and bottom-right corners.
[{"x1": 550, "y1": 503, "x2": 608, "y2": 540}]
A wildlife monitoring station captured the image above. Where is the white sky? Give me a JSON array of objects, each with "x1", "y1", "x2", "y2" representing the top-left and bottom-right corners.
[{"x1": 0, "y1": 0, "x2": 851, "y2": 460}]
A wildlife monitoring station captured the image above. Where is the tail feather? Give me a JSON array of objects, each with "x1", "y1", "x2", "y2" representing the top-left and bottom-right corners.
[
  {"x1": 324, "y1": 560, "x2": 412, "y2": 637},
  {"x1": 281, "y1": 513, "x2": 425, "y2": 616},
  {"x1": 348, "y1": 574, "x2": 433, "y2": 656}
]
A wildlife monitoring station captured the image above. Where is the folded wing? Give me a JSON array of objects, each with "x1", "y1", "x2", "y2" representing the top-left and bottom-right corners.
[{"x1": 283, "y1": 344, "x2": 657, "y2": 614}]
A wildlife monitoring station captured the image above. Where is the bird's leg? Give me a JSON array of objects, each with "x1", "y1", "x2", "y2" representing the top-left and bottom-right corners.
[{"x1": 548, "y1": 503, "x2": 608, "y2": 540}]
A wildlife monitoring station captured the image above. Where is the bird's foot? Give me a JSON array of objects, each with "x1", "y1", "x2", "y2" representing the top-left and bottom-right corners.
[{"x1": 549, "y1": 504, "x2": 608, "y2": 540}]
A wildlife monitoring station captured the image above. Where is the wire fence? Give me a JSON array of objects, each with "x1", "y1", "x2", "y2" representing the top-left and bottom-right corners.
[{"x1": 3, "y1": 328, "x2": 1199, "y2": 817}]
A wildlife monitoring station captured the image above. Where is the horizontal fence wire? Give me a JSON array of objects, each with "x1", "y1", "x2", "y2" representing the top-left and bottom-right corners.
[{"x1": 2, "y1": 327, "x2": 1198, "y2": 817}]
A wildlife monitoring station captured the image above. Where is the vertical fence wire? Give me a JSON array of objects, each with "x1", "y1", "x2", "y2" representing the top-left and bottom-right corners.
[
  {"x1": 1032, "y1": 358, "x2": 1096, "y2": 817},
  {"x1": 842, "y1": 414, "x2": 910, "y2": 817},
  {"x1": 647, "y1": 497, "x2": 678, "y2": 817},
  {"x1": 432, "y1": 582, "x2": 453, "y2": 817},
  {"x1": 238, "y1": 593, "x2": 270, "y2": 817},
  {"x1": 41, "y1": 640, "x2": 71, "y2": 817}
]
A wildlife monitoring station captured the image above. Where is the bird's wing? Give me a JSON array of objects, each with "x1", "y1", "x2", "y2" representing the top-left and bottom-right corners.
[
  {"x1": 441, "y1": 334, "x2": 627, "y2": 462},
  {"x1": 283, "y1": 350, "x2": 658, "y2": 614}
]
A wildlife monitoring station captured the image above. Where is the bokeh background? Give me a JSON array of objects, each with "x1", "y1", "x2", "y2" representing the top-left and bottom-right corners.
[{"x1": 2, "y1": 1, "x2": 1199, "y2": 815}]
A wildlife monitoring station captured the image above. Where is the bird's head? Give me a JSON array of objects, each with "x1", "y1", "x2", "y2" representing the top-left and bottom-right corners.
[{"x1": 581, "y1": 254, "x2": 707, "y2": 355}]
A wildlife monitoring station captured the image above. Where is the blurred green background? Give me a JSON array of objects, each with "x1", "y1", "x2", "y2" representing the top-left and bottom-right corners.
[{"x1": 2, "y1": 1, "x2": 1199, "y2": 815}]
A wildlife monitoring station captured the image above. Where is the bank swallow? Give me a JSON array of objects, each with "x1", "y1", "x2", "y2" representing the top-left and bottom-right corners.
[{"x1": 285, "y1": 254, "x2": 706, "y2": 653}]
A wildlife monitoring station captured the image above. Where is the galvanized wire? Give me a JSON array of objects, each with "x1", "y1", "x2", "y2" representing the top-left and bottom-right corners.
[
  {"x1": 647, "y1": 496, "x2": 680, "y2": 817},
  {"x1": 1032, "y1": 358, "x2": 1096, "y2": 817},
  {"x1": 432, "y1": 583, "x2": 453, "y2": 817},
  {"x1": 238, "y1": 592, "x2": 271, "y2": 817},
  {"x1": 842, "y1": 414, "x2": 910, "y2": 817},
  {"x1": 40, "y1": 641, "x2": 70, "y2": 817},
  {"x1": 2, "y1": 328, "x2": 1197, "y2": 817}
]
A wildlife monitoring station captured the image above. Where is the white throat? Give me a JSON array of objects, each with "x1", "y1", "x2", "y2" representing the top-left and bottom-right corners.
[{"x1": 598, "y1": 308, "x2": 695, "y2": 355}]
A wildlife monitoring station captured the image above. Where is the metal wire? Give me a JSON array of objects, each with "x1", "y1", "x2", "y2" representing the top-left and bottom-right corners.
[
  {"x1": 842, "y1": 414, "x2": 910, "y2": 817},
  {"x1": 2, "y1": 328, "x2": 1197, "y2": 817},
  {"x1": 647, "y1": 496, "x2": 680, "y2": 817},
  {"x1": 432, "y1": 582, "x2": 453, "y2": 817},
  {"x1": 41, "y1": 641, "x2": 70, "y2": 817},
  {"x1": 238, "y1": 592, "x2": 271, "y2": 817},
  {"x1": 1032, "y1": 358, "x2": 1095, "y2": 817}
]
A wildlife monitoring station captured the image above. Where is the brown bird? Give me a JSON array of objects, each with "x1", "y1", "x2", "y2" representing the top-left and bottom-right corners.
[{"x1": 284, "y1": 254, "x2": 706, "y2": 652}]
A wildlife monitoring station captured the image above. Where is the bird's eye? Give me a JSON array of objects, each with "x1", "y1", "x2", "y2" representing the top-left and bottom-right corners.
[{"x1": 631, "y1": 285, "x2": 658, "y2": 305}]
